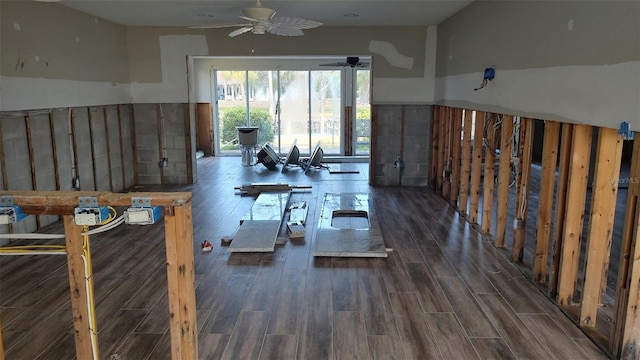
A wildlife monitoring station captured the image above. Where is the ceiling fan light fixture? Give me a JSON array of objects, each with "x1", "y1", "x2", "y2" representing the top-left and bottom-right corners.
[{"x1": 253, "y1": 24, "x2": 266, "y2": 34}]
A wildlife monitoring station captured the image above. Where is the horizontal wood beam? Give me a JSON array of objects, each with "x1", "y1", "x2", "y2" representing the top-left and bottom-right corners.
[{"x1": 0, "y1": 191, "x2": 192, "y2": 215}]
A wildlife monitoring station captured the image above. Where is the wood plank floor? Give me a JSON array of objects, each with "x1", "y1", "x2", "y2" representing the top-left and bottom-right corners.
[{"x1": 0, "y1": 157, "x2": 608, "y2": 359}]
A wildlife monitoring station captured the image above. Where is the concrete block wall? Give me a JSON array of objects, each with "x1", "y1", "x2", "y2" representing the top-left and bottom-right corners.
[
  {"x1": 373, "y1": 104, "x2": 431, "y2": 186},
  {"x1": 133, "y1": 103, "x2": 190, "y2": 185}
]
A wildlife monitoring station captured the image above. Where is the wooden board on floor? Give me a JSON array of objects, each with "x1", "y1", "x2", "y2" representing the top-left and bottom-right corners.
[
  {"x1": 314, "y1": 193, "x2": 387, "y2": 258},
  {"x1": 230, "y1": 191, "x2": 290, "y2": 252}
]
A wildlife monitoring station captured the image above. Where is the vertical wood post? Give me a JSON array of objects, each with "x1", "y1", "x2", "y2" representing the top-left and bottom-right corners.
[
  {"x1": 369, "y1": 105, "x2": 378, "y2": 186},
  {"x1": 430, "y1": 107, "x2": 439, "y2": 189},
  {"x1": 512, "y1": 118, "x2": 534, "y2": 262},
  {"x1": 580, "y1": 128, "x2": 623, "y2": 327},
  {"x1": 128, "y1": 105, "x2": 139, "y2": 186},
  {"x1": 495, "y1": 115, "x2": 514, "y2": 247},
  {"x1": 183, "y1": 104, "x2": 194, "y2": 184},
  {"x1": 533, "y1": 121, "x2": 560, "y2": 283},
  {"x1": 618, "y1": 196, "x2": 640, "y2": 359},
  {"x1": 469, "y1": 111, "x2": 485, "y2": 224},
  {"x1": 436, "y1": 106, "x2": 447, "y2": 193},
  {"x1": 459, "y1": 109, "x2": 473, "y2": 214},
  {"x1": 449, "y1": 108, "x2": 463, "y2": 205},
  {"x1": 481, "y1": 114, "x2": 497, "y2": 235},
  {"x1": 0, "y1": 315, "x2": 5, "y2": 360},
  {"x1": 442, "y1": 107, "x2": 453, "y2": 199},
  {"x1": 102, "y1": 107, "x2": 114, "y2": 192},
  {"x1": 557, "y1": 124, "x2": 592, "y2": 306},
  {"x1": 87, "y1": 108, "x2": 98, "y2": 191},
  {"x1": 164, "y1": 204, "x2": 198, "y2": 359},
  {"x1": 549, "y1": 123, "x2": 574, "y2": 298},
  {"x1": 344, "y1": 105, "x2": 354, "y2": 156},
  {"x1": 49, "y1": 112, "x2": 61, "y2": 190},
  {"x1": 117, "y1": 105, "x2": 126, "y2": 190},
  {"x1": 64, "y1": 215, "x2": 97, "y2": 359},
  {"x1": 612, "y1": 137, "x2": 640, "y2": 357}
]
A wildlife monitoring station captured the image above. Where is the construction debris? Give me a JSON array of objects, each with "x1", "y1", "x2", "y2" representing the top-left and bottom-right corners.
[{"x1": 235, "y1": 183, "x2": 311, "y2": 196}]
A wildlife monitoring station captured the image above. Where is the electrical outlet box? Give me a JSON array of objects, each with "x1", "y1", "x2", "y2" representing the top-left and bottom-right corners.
[
  {"x1": 74, "y1": 207, "x2": 110, "y2": 226},
  {"x1": 0, "y1": 206, "x2": 27, "y2": 224},
  {"x1": 125, "y1": 197, "x2": 163, "y2": 225},
  {"x1": 74, "y1": 196, "x2": 109, "y2": 226}
]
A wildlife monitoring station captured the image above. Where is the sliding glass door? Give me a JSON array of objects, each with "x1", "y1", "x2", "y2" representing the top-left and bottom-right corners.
[{"x1": 213, "y1": 67, "x2": 357, "y2": 157}]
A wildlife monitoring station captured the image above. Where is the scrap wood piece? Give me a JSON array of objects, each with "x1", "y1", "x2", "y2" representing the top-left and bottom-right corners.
[{"x1": 235, "y1": 183, "x2": 311, "y2": 196}]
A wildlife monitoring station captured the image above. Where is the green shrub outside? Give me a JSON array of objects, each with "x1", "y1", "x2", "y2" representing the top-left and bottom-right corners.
[{"x1": 221, "y1": 107, "x2": 275, "y2": 146}]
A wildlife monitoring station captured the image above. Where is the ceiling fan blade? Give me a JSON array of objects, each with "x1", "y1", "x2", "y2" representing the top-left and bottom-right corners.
[
  {"x1": 266, "y1": 26, "x2": 304, "y2": 36},
  {"x1": 271, "y1": 17, "x2": 322, "y2": 30},
  {"x1": 229, "y1": 26, "x2": 253, "y2": 37},
  {"x1": 190, "y1": 23, "x2": 250, "y2": 29},
  {"x1": 239, "y1": 15, "x2": 271, "y2": 25},
  {"x1": 319, "y1": 62, "x2": 348, "y2": 67}
]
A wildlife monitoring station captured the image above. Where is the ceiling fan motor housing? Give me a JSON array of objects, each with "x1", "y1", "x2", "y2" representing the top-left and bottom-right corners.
[{"x1": 347, "y1": 57, "x2": 360, "y2": 66}]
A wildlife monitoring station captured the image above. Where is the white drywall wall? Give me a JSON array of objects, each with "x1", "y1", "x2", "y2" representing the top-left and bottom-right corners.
[
  {"x1": 436, "y1": 61, "x2": 640, "y2": 129},
  {"x1": 131, "y1": 35, "x2": 209, "y2": 103}
]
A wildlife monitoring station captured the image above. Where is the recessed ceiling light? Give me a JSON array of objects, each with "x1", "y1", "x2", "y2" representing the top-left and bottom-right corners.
[{"x1": 343, "y1": 13, "x2": 359, "y2": 18}]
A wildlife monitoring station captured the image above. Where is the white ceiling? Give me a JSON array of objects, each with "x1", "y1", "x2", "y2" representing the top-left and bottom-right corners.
[{"x1": 61, "y1": 0, "x2": 474, "y2": 28}]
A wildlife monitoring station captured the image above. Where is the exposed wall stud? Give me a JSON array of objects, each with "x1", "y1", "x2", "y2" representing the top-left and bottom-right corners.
[
  {"x1": 512, "y1": 118, "x2": 534, "y2": 262},
  {"x1": 430, "y1": 106, "x2": 439, "y2": 189},
  {"x1": 117, "y1": 105, "x2": 126, "y2": 190},
  {"x1": 533, "y1": 121, "x2": 560, "y2": 283},
  {"x1": 557, "y1": 124, "x2": 592, "y2": 306},
  {"x1": 481, "y1": 114, "x2": 497, "y2": 235},
  {"x1": 102, "y1": 107, "x2": 114, "y2": 192},
  {"x1": 184, "y1": 103, "x2": 194, "y2": 184},
  {"x1": 459, "y1": 109, "x2": 473, "y2": 214},
  {"x1": 436, "y1": 106, "x2": 446, "y2": 193},
  {"x1": 449, "y1": 108, "x2": 463, "y2": 205},
  {"x1": 87, "y1": 108, "x2": 98, "y2": 191},
  {"x1": 369, "y1": 105, "x2": 378, "y2": 186},
  {"x1": 580, "y1": 127, "x2": 623, "y2": 327},
  {"x1": 49, "y1": 112, "x2": 61, "y2": 190},
  {"x1": 469, "y1": 111, "x2": 485, "y2": 224},
  {"x1": 495, "y1": 115, "x2": 514, "y2": 247},
  {"x1": 549, "y1": 123, "x2": 574, "y2": 298},
  {"x1": 442, "y1": 107, "x2": 453, "y2": 198}
]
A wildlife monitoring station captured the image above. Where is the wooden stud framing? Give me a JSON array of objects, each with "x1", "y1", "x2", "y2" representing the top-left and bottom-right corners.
[
  {"x1": 481, "y1": 114, "x2": 497, "y2": 235},
  {"x1": 164, "y1": 203, "x2": 198, "y2": 359},
  {"x1": 24, "y1": 114, "x2": 40, "y2": 229},
  {"x1": 344, "y1": 105, "x2": 354, "y2": 156},
  {"x1": 533, "y1": 121, "x2": 560, "y2": 283},
  {"x1": 430, "y1": 107, "x2": 439, "y2": 189},
  {"x1": 612, "y1": 136, "x2": 640, "y2": 356},
  {"x1": 512, "y1": 118, "x2": 534, "y2": 262},
  {"x1": 0, "y1": 191, "x2": 196, "y2": 359},
  {"x1": 0, "y1": 316, "x2": 4, "y2": 360},
  {"x1": 495, "y1": 115, "x2": 514, "y2": 247},
  {"x1": 459, "y1": 109, "x2": 473, "y2": 214},
  {"x1": 557, "y1": 124, "x2": 592, "y2": 306},
  {"x1": 183, "y1": 104, "x2": 194, "y2": 184},
  {"x1": 156, "y1": 104, "x2": 165, "y2": 184},
  {"x1": 117, "y1": 105, "x2": 126, "y2": 190},
  {"x1": 469, "y1": 111, "x2": 485, "y2": 224},
  {"x1": 129, "y1": 105, "x2": 139, "y2": 186},
  {"x1": 549, "y1": 123, "x2": 574, "y2": 298},
  {"x1": 580, "y1": 127, "x2": 623, "y2": 327},
  {"x1": 436, "y1": 106, "x2": 447, "y2": 193},
  {"x1": 87, "y1": 108, "x2": 98, "y2": 191},
  {"x1": 618, "y1": 196, "x2": 640, "y2": 359},
  {"x1": 103, "y1": 107, "x2": 114, "y2": 192},
  {"x1": 369, "y1": 105, "x2": 378, "y2": 186},
  {"x1": 449, "y1": 108, "x2": 463, "y2": 205},
  {"x1": 49, "y1": 112, "x2": 61, "y2": 190},
  {"x1": 399, "y1": 105, "x2": 406, "y2": 186},
  {"x1": 0, "y1": 118, "x2": 8, "y2": 191},
  {"x1": 64, "y1": 214, "x2": 96, "y2": 359},
  {"x1": 442, "y1": 107, "x2": 453, "y2": 198}
]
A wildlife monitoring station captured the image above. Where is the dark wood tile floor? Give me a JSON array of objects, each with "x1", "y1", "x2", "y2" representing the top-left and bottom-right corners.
[{"x1": 0, "y1": 157, "x2": 608, "y2": 359}]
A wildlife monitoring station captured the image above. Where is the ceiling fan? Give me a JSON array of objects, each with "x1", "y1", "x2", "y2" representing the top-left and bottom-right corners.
[
  {"x1": 320, "y1": 57, "x2": 370, "y2": 68},
  {"x1": 194, "y1": 0, "x2": 322, "y2": 37}
]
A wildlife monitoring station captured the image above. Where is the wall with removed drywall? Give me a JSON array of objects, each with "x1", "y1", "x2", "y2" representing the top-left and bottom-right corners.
[
  {"x1": 0, "y1": 106, "x2": 136, "y2": 239},
  {"x1": 435, "y1": 0, "x2": 640, "y2": 129}
]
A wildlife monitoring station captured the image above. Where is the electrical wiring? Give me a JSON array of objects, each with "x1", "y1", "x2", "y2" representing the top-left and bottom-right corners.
[{"x1": 81, "y1": 225, "x2": 99, "y2": 360}]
